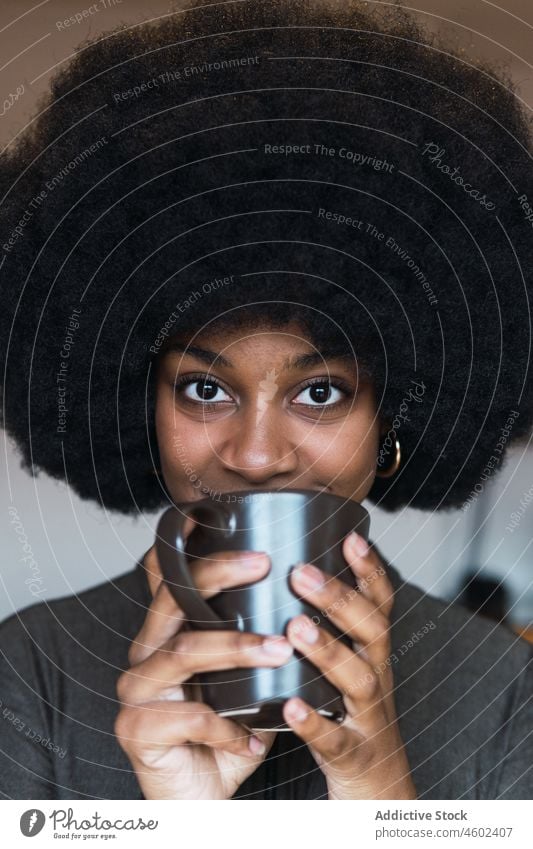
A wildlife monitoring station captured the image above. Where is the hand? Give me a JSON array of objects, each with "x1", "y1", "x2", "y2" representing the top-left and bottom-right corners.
[
  {"x1": 114, "y1": 541, "x2": 292, "y2": 800},
  {"x1": 282, "y1": 532, "x2": 417, "y2": 800}
]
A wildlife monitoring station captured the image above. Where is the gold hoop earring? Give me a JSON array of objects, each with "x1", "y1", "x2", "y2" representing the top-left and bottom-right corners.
[{"x1": 376, "y1": 436, "x2": 401, "y2": 478}]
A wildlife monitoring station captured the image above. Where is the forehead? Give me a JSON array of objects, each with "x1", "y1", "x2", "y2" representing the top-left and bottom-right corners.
[
  {"x1": 197, "y1": 321, "x2": 318, "y2": 355},
  {"x1": 159, "y1": 320, "x2": 365, "y2": 377},
  {"x1": 161, "y1": 319, "x2": 314, "y2": 359}
]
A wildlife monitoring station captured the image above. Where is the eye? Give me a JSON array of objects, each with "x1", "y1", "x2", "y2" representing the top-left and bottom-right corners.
[
  {"x1": 174, "y1": 375, "x2": 233, "y2": 405},
  {"x1": 292, "y1": 379, "x2": 348, "y2": 407}
]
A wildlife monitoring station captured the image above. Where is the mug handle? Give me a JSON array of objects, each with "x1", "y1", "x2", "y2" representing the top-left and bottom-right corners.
[{"x1": 156, "y1": 503, "x2": 234, "y2": 630}]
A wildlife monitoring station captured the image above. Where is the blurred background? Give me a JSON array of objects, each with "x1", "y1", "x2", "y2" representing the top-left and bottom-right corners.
[{"x1": 1, "y1": 0, "x2": 532, "y2": 636}]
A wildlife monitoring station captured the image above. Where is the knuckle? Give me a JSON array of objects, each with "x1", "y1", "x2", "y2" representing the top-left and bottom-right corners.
[
  {"x1": 369, "y1": 612, "x2": 390, "y2": 644},
  {"x1": 116, "y1": 671, "x2": 131, "y2": 703},
  {"x1": 315, "y1": 629, "x2": 337, "y2": 658},
  {"x1": 127, "y1": 642, "x2": 142, "y2": 667},
  {"x1": 344, "y1": 661, "x2": 378, "y2": 700},
  {"x1": 210, "y1": 630, "x2": 252, "y2": 657},
  {"x1": 221, "y1": 550, "x2": 268, "y2": 579},
  {"x1": 169, "y1": 633, "x2": 195, "y2": 672},
  {"x1": 222, "y1": 631, "x2": 240, "y2": 655},
  {"x1": 378, "y1": 571, "x2": 394, "y2": 599},
  {"x1": 362, "y1": 671, "x2": 380, "y2": 699},
  {"x1": 357, "y1": 664, "x2": 380, "y2": 699},
  {"x1": 366, "y1": 558, "x2": 385, "y2": 583},
  {"x1": 211, "y1": 556, "x2": 251, "y2": 590},
  {"x1": 219, "y1": 560, "x2": 241, "y2": 588},
  {"x1": 171, "y1": 630, "x2": 193, "y2": 657},
  {"x1": 326, "y1": 730, "x2": 348, "y2": 759},
  {"x1": 233, "y1": 631, "x2": 257, "y2": 656},
  {"x1": 192, "y1": 563, "x2": 223, "y2": 596},
  {"x1": 114, "y1": 706, "x2": 137, "y2": 747},
  {"x1": 187, "y1": 704, "x2": 209, "y2": 732}
]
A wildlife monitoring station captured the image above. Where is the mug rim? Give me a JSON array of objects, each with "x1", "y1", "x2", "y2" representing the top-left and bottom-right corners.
[{"x1": 174, "y1": 487, "x2": 369, "y2": 520}]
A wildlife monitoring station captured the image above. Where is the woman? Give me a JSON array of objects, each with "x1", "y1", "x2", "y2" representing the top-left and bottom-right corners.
[{"x1": 1, "y1": 0, "x2": 532, "y2": 800}]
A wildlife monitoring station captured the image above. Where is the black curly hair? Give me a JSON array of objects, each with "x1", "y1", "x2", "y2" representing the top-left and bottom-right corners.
[{"x1": 1, "y1": 0, "x2": 532, "y2": 516}]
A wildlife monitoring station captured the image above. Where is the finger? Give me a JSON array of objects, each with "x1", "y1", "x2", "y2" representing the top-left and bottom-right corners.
[
  {"x1": 148, "y1": 542, "x2": 271, "y2": 601},
  {"x1": 129, "y1": 579, "x2": 187, "y2": 666},
  {"x1": 290, "y1": 562, "x2": 390, "y2": 662},
  {"x1": 118, "y1": 629, "x2": 294, "y2": 705},
  {"x1": 115, "y1": 699, "x2": 272, "y2": 764},
  {"x1": 286, "y1": 614, "x2": 382, "y2": 717},
  {"x1": 188, "y1": 549, "x2": 271, "y2": 598},
  {"x1": 282, "y1": 697, "x2": 360, "y2": 770},
  {"x1": 343, "y1": 533, "x2": 394, "y2": 615},
  {"x1": 135, "y1": 547, "x2": 271, "y2": 664}
]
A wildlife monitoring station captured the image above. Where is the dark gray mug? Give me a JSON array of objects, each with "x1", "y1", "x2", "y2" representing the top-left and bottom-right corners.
[{"x1": 155, "y1": 489, "x2": 370, "y2": 730}]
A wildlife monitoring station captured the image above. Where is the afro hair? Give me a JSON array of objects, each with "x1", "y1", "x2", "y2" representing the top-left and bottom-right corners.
[{"x1": 1, "y1": 0, "x2": 532, "y2": 514}]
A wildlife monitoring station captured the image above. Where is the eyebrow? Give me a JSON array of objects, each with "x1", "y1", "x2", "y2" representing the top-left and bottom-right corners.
[
  {"x1": 287, "y1": 351, "x2": 373, "y2": 380},
  {"x1": 164, "y1": 343, "x2": 232, "y2": 367},
  {"x1": 282, "y1": 351, "x2": 357, "y2": 370},
  {"x1": 164, "y1": 343, "x2": 365, "y2": 373}
]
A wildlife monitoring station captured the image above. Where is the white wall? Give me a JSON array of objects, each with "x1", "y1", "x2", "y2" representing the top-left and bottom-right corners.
[{"x1": 1, "y1": 434, "x2": 159, "y2": 622}]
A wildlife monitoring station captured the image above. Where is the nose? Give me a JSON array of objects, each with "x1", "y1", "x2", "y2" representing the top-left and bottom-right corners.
[{"x1": 217, "y1": 403, "x2": 298, "y2": 485}]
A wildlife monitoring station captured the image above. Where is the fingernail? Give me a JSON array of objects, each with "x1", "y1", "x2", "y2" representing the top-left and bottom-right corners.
[
  {"x1": 261, "y1": 636, "x2": 294, "y2": 657},
  {"x1": 285, "y1": 698, "x2": 308, "y2": 722},
  {"x1": 349, "y1": 532, "x2": 369, "y2": 557},
  {"x1": 241, "y1": 552, "x2": 268, "y2": 568},
  {"x1": 292, "y1": 562, "x2": 324, "y2": 590},
  {"x1": 248, "y1": 735, "x2": 266, "y2": 756},
  {"x1": 291, "y1": 614, "x2": 319, "y2": 644}
]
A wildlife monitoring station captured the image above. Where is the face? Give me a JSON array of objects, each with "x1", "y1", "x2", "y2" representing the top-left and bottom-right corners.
[{"x1": 155, "y1": 321, "x2": 383, "y2": 504}]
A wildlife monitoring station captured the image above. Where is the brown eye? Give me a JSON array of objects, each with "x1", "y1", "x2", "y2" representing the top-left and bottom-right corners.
[
  {"x1": 188, "y1": 379, "x2": 218, "y2": 401},
  {"x1": 175, "y1": 376, "x2": 233, "y2": 404},
  {"x1": 293, "y1": 381, "x2": 346, "y2": 407}
]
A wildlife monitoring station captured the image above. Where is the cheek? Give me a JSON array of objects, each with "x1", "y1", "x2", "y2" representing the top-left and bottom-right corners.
[
  {"x1": 154, "y1": 390, "x2": 174, "y2": 465},
  {"x1": 302, "y1": 412, "x2": 380, "y2": 483},
  {"x1": 154, "y1": 391, "x2": 187, "y2": 476},
  {"x1": 155, "y1": 389, "x2": 214, "y2": 485}
]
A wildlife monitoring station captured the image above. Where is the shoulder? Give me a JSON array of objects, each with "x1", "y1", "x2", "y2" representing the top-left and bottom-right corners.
[
  {"x1": 378, "y1": 550, "x2": 533, "y2": 797},
  {"x1": 0, "y1": 564, "x2": 149, "y2": 663},
  {"x1": 395, "y1": 571, "x2": 530, "y2": 672},
  {"x1": 379, "y1": 546, "x2": 531, "y2": 724}
]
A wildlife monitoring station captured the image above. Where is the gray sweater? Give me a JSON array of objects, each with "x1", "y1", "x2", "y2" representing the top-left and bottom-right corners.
[{"x1": 1, "y1": 549, "x2": 532, "y2": 800}]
